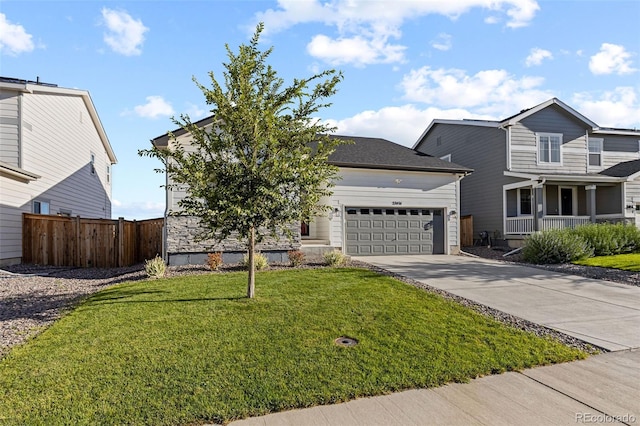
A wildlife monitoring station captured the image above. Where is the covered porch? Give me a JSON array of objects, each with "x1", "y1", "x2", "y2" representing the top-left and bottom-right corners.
[{"x1": 503, "y1": 172, "x2": 634, "y2": 236}]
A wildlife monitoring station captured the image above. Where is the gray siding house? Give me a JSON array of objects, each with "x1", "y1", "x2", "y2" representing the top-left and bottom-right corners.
[
  {"x1": 151, "y1": 126, "x2": 471, "y2": 265},
  {"x1": 0, "y1": 77, "x2": 117, "y2": 266},
  {"x1": 414, "y1": 98, "x2": 640, "y2": 247}
]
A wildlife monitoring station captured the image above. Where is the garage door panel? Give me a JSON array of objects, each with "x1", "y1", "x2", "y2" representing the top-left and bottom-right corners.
[{"x1": 345, "y1": 207, "x2": 442, "y2": 256}]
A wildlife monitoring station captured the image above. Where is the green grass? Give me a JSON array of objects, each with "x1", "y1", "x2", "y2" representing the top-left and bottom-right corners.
[
  {"x1": 574, "y1": 253, "x2": 640, "y2": 271},
  {"x1": 0, "y1": 268, "x2": 585, "y2": 425}
]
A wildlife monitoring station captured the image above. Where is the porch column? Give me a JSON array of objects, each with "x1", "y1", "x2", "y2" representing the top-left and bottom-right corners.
[
  {"x1": 586, "y1": 185, "x2": 596, "y2": 223},
  {"x1": 534, "y1": 184, "x2": 544, "y2": 231}
]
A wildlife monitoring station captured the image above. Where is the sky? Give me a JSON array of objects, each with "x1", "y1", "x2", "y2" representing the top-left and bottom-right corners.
[{"x1": 1, "y1": 0, "x2": 639, "y2": 220}]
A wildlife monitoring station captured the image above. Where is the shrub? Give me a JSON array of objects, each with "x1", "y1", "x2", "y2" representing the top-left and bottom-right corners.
[
  {"x1": 242, "y1": 252, "x2": 269, "y2": 271},
  {"x1": 144, "y1": 255, "x2": 166, "y2": 279},
  {"x1": 571, "y1": 222, "x2": 640, "y2": 256},
  {"x1": 287, "y1": 250, "x2": 305, "y2": 267},
  {"x1": 323, "y1": 249, "x2": 346, "y2": 267},
  {"x1": 522, "y1": 229, "x2": 593, "y2": 264},
  {"x1": 206, "y1": 252, "x2": 223, "y2": 270}
]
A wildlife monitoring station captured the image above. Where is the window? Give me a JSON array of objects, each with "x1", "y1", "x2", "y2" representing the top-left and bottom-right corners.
[
  {"x1": 58, "y1": 209, "x2": 72, "y2": 217},
  {"x1": 372, "y1": 209, "x2": 382, "y2": 215},
  {"x1": 537, "y1": 133, "x2": 562, "y2": 164},
  {"x1": 588, "y1": 138, "x2": 603, "y2": 167},
  {"x1": 397, "y1": 209, "x2": 407, "y2": 215},
  {"x1": 518, "y1": 188, "x2": 532, "y2": 215},
  {"x1": 360, "y1": 208, "x2": 370, "y2": 214},
  {"x1": 33, "y1": 200, "x2": 50, "y2": 215},
  {"x1": 90, "y1": 153, "x2": 96, "y2": 175},
  {"x1": 385, "y1": 209, "x2": 395, "y2": 215},
  {"x1": 106, "y1": 165, "x2": 111, "y2": 183}
]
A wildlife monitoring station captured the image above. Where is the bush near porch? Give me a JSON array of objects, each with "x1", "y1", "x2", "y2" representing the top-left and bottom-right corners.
[{"x1": 523, "y1": 223, "x2": 640, "y2": 264}]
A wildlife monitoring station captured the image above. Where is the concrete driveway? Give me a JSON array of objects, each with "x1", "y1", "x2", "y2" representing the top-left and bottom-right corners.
[{"x1": 356, "y1": 255, "x2": 640, "y2": 352}]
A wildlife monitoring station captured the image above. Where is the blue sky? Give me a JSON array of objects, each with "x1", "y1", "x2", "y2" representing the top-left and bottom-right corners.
[{"x1": 2, "y1": 0, "x2": 639, "y2": 219}]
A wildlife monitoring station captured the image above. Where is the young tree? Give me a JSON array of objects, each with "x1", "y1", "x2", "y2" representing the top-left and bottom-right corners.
[{"x1": 140, "y1": 23, "x2": 344, "y2": 298}]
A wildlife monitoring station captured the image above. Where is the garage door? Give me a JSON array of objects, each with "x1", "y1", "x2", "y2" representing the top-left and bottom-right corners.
[{"x1": 345, "y1": 207, "x2": 445, "y2": 256}]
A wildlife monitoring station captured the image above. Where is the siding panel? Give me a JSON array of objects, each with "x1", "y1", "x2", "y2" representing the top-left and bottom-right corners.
[{"x1": 417, "y1": 124, "x2": 507, "y2": 241}]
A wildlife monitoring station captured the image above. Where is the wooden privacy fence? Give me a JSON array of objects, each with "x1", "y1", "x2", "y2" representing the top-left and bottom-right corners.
[
  {"x1": 460, "y1": 215, "x2": 473, "y2": 247},
  {"x1": 22, "y1": 214, "x2": 163, "y2": 268}
]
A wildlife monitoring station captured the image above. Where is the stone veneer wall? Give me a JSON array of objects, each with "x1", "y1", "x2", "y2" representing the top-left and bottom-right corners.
[{"x1": 166, "y1": 215, "x2": 301, "y2": 265}]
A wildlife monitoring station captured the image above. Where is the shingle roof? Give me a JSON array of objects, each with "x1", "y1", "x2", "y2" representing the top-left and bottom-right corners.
[
  {"x1": 599, "y1": 159, "x2": 640, "y2": 178},
  {"x1": 327, "y1": 135, "x2": 472, "y2": 174}
]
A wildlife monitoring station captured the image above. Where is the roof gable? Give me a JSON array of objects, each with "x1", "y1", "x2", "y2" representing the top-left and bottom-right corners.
[
  {"x1": 0, "y1": 77, "x2": 117, "y2": 164},
  {"x1": 500, "y1": 98, "x2": 598, "y2": 128}
]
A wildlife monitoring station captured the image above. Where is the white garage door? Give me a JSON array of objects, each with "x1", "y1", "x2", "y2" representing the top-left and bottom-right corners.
[{"x1": 345, "y1": 207, "x2": 445, "y2": 256}]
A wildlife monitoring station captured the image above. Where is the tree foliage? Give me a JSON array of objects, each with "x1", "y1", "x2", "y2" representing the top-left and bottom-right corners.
[{"x1": 140, "y1": 23, "x2": 345, "y2": 297}]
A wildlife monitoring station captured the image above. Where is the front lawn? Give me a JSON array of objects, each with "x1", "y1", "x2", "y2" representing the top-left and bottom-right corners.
[
  {"x1": 574, "y1": 253, "x2": 640, "y2": 272},
  {"x1": 0, "y1": 268, "x2": 585, "y2": 425}
]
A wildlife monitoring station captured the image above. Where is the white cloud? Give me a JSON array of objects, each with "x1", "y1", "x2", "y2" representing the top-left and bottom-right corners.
[
  {"x1": 101, "y1": 8, "x2": 148, "y2": 56},
  {"x1": 399, "y1": 66, "x2": 553, "y2": 117},
  {"x1": 525, "y1": 47, "x2": 552, "y2": 67},
  {"x1": 307, "y1": 34, "x2": 405, "y2": 66},
  {"x1": 325, "y1": 104, "x2": 495, "y2": 147},
  {"x1": 589, "y1": 43, "x2": 637, "y2": 75},
  {"x1": 253, "y1": 0, "x2": 539, "y2": 66},
  {"x1": 133, "y1": 96, "x2": 174, "y2": 119},
  {"x1": 431, "y1": 33, "x2": 452, "y2": 51},
  {"x1": 0, "y1": 13, "x2": 35, "y2": 55},
  {"x1": 572, "y1": 87, "x2": 640, "y2": 129}
]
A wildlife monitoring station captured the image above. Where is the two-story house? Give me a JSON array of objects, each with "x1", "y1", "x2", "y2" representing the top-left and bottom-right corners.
[
  {"x1": 0, "y1": 77, "x2": 117, "y2": 266},
  {"x1": 414, "y1": 98, "x2": 640, "y2": 247},
  {"x1": 151, "y1": 122, "x2": 471, "y2": 265}
]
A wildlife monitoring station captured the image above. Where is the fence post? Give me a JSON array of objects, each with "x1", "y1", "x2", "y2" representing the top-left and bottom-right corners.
[
  {"x1": 74, "y1": 216, "x2": 81, "y2": 267},
  {"x1": 118, "y1": 217, "x2": 125, "y2": 267}
]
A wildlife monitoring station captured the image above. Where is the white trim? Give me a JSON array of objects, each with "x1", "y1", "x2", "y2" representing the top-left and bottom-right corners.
[
  {"x1": 587, "y1": 137, "x2": 604, "y2": 170},
  {"x1": 592, "y1": 129, "x2": 640, "y2": 136},
  {"x1": 506, "y1": 126, "x2": 512, "y2": 170},
  {"x1": 440, "y1": 153, "x2": 452, "y2": 162},
  {"x1": 0, "y1": 161, "x2": 40, "y2": 181},
  {"x1": 504, "y1": 171, "x2": 540, "y2": 179},
  {"x1": 536, "y1": 132, "x2": 563, "y2": 165},
  {"x1": 504, "y1": 179, "x2": 538, "y2": 191}
]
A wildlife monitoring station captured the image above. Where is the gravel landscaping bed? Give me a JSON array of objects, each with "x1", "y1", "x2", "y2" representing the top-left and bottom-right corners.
[{"x1": 4, "y1": 250, "x2": 631, "y2": 358}]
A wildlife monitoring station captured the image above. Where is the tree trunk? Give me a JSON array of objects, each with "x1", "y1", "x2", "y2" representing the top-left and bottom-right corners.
[{"x1": 247, "y1": 226, "x2": 256, "y2": 298}]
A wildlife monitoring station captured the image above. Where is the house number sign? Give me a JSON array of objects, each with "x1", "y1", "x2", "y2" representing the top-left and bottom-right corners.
[{"x1": 392, "y1": 201, "x2": 402, "y2": 205}]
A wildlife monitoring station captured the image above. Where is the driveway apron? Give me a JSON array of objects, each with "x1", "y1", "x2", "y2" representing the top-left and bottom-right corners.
[{"x1": 356, "y1": 255, "x2": 640, "y2": 352}]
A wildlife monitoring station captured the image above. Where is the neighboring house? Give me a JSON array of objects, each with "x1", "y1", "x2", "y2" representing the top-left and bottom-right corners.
[
  {"x1": 0, "y1": 77, "x2": 117, "y2": 266},
  {"x1": 151, "y1": 125, "x2": 472, "y2": 265},
  {"x1": 414, "y1": 98, "x2": 640, "y2": 247}
]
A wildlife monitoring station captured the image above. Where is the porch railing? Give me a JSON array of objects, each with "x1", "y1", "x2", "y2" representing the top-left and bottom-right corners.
[{"x1": 505, "y1": 215, "x2": 591, "y2": 235}]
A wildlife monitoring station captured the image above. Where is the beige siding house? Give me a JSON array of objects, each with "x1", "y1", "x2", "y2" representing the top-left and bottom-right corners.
[
  {"x1": 0, "y1": 77, "x2": 117, "y2": 266},
  {"x1": 414, "y1": 98, "x2": 640, "y2": 247},
  {"x1": 151, "y1": 126, "x2": 471, "y2": 265}
]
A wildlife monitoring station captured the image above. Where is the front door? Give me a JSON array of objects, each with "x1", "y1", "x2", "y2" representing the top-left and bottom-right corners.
[{"x1": 560, "y1": 188, "x2": 574, "y2": 216}]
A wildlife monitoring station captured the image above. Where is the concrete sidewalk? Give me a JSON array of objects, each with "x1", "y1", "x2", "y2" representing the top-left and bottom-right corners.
[
  {"x1": 359, "y1": 255, "x2": 640, "y2": 351},
  {"x1": 230, "y1": 350, "x2": 639, "y2": 425}
]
